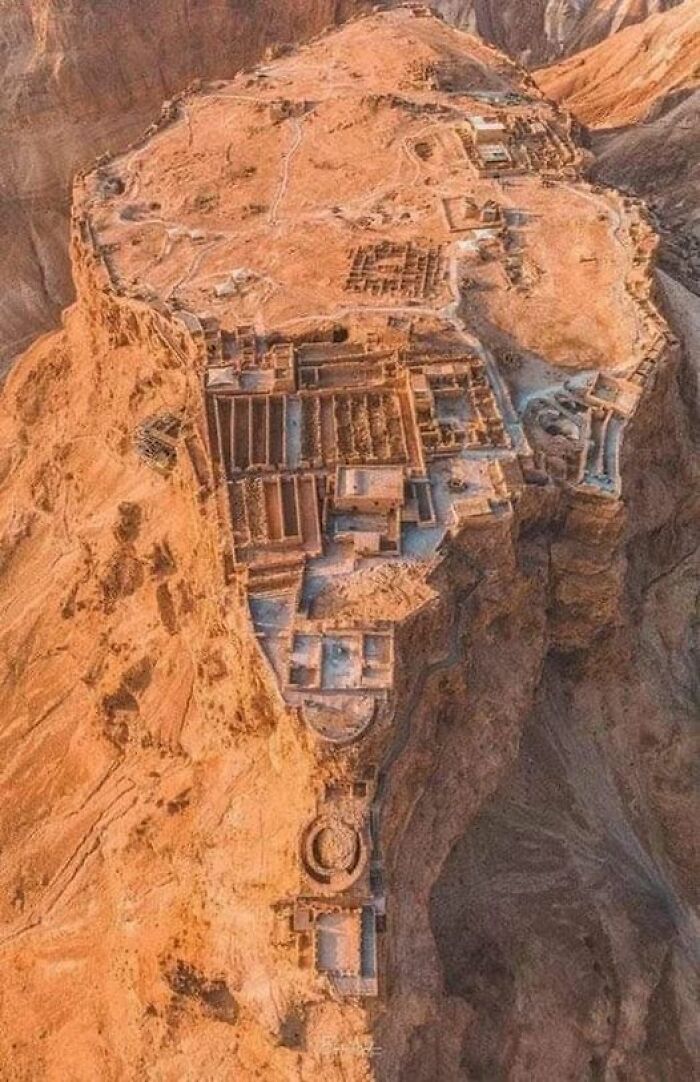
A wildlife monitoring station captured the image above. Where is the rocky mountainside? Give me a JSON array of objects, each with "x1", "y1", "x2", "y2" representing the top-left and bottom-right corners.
[
  {"x1": 1, "y1": 8, "x2": 698, "y2": 1079},
  {"x1": 428, "y1": 0, "x2": 683, "y2": 64},
  {"x1": 538, "y1": 0, "x2": 700, "y2": 128},
  {"x1": 539, "y1": 0, "x2": 700, "y2": 292},
  {"x1": 0, "y1": 0, "x2": 369, "y2": 370}
]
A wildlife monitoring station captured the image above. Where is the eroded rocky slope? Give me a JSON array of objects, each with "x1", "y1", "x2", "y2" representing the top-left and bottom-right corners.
[
  {"x1": 383, "y1": 278, "x2": 700, "y2": 1078},
  {"x1": 537, "y1": 0, "x2": 700, "y2": 127},
  {"x1": 428, "y1": 0, "x2": 683, "y2": 64},
  {"x1": 0, "y1": 8, "x2": 698, "y2": 1080}
]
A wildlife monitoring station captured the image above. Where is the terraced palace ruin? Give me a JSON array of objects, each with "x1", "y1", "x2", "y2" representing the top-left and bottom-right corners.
[{"x1": 69, "y1": 1, "x2": 677, "y2": 1024}]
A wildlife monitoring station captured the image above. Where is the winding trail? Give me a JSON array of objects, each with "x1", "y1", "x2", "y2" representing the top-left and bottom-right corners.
[{"x1": 269, "y1": 117, "x2": 304, "y2": 227}]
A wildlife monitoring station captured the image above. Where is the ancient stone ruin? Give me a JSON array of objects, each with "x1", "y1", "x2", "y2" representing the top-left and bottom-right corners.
[{"x1": 69, "y1": 2, "x2": 676, "y2": 1013}]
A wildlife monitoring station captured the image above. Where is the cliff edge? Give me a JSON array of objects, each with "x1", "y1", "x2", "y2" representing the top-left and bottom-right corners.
[{"x1": 0, "y1": 8, "x2": 698, "y2": 1079}]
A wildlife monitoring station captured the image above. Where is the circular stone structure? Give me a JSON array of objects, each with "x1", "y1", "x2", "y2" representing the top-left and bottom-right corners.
[
  {"x1": 300, "y1": 696, "x2": 376, "y2": 745},
  {"x1": 301, "y1": 815, "x2": 367, "y2": 894}
]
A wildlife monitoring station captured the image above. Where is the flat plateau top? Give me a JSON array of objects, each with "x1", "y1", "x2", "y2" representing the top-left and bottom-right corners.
[
  {"x1": 82, "y1": 7, "x2": 646, "y2": 372},
  {"x1": 76, "y1": 7, "x2": 668, "y2": 724}
]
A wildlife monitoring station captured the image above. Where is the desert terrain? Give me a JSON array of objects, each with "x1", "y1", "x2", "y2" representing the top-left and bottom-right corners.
[
  {"x1": 2, "y1": 0, "x2": 695, "y2": 371},
  {"x1": 0, "y1": 4, "x2": 699, "y2": 1081},
  {"x1": 539, "y1": 0, "x2": 700, "y2": 294},
  {"x1": 428, "y1": 0, "x2": 684, "y2": 63},
  {"x1": 0, "y1": 0, "x2": 370, "y2": 369}
]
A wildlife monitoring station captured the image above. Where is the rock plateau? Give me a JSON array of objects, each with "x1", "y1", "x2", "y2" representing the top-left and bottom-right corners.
[
  {"x1": 0, "y1": 6, "x2": 698, "y2": 1081},
  {"x1": 0, "y1": 0, "x2": 369, "y2": 369}
]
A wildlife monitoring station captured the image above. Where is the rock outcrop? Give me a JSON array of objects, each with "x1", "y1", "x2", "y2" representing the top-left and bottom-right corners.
[{"x1": 0, "y1": 8, "x2": 698, "y2": 1080}]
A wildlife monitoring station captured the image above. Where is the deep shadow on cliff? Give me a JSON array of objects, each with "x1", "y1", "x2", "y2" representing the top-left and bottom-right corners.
[
  {"x1": 590, "y1": 94, "x2": 700, "y2": 298},
  {"x1": 0, "y1": 6, "x2": 698, "y2": 1077},
  {"x1": 370, "y1": 274, "x2": 700, "y2": 1079}
]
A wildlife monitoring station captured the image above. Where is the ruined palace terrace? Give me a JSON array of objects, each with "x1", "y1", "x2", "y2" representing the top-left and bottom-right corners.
[{"x1": 201, "y1": 316, "x2": 521, "y2": 740}]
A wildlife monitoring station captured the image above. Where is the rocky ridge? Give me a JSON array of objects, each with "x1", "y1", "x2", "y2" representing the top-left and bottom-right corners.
[
  {"x1": 0, "y1": 7, "x2": 698, "y2": 1080},
  {"x1": 537, "y1": 0, "x2": 700, "y2": 127},
  {"x1": 427, "y1": 0, "x2": 683, "y2": 63}
]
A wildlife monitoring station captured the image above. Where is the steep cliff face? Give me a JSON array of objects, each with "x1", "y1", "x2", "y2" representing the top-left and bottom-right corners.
[
  {"x1": 0, "y1": 0, "x2": 369, "y2": 368},
  {"x1": 0, "y1": 235, "x2": 365, "y2": 1081},
  {"x1": 370, "y1": 197, "x2": 700, "y2": 1077},
  {"x1": 427, "y1": 0, "x2": 683, "y2": 64},
  {"x1": 593, "y1": 91, "x2": 700, "y2": 295},
  {"x1": 6, "y1": 238, "x2": 694, "y2": 1081},
  {"x1": 377, "y1": 296, "x2": 700, "y2": 1079},
  {"x1": 1, "y1": 9, "x2": 698, "y2": 1080}
]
